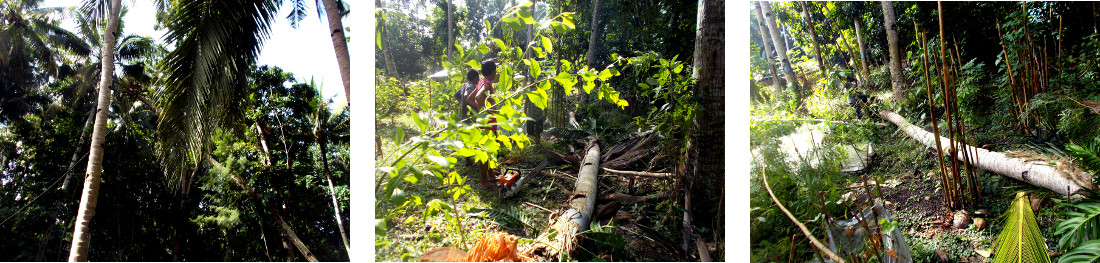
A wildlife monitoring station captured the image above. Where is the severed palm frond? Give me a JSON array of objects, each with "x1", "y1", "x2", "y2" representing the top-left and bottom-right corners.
[
  {"x1": 993, "y1": 192, "x2": 1052, "y2": 263},
  {"x1": 157, "y1": 0, "x2": 278, "y2": 191}
]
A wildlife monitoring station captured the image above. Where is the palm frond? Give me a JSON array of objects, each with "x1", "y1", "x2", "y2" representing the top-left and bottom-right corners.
[
  {"x1": 286, "y1": 0, "x2": 309, "y2": 29},
  {"x1": 993, "y1": 192, "x2": 1052, "y2": 263},
  {"x1": 1067, "y1": 136, "x2": 1100, "y2": 175},
  {"x1": 1058, "y1": 239, "x2": 1100, "y2": 263},
  {"x1": 156, "y1": 0, "x2": 278, "y2": 191}
]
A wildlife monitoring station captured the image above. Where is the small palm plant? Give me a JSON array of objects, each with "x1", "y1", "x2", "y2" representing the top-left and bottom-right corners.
[
  {"x1": 1055, "y1": 137, "x2": 1100, "y2": 263},
  {"x1": 992, "y1": 192, "x2": 1052, "y2": 263}
]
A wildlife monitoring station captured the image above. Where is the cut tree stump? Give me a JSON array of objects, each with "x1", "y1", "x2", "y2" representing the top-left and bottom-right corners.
[{"x1": 879, "y1": 110, "x2": 1094, "y2": 195}]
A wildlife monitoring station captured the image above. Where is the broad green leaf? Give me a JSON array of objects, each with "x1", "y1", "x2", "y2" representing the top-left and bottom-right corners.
[
  {"x1": 478, "y1": 43, "x2": 490, "y2": 54},
  {"x1": 597, "y1": 68, "x2": 613, "y2": 81},
  {"x1": 484, "y1": 20, "x2": 492, "y2": 32},
  {"x1": 403, "y1": 174, "x2": 419, "y2": 184},
  {"x1": 427, "y1": 156, "x2": 451, "y2": 168},
  {"x1": 554, "y1": 72, "x2": 576, "y2": 95},
  {"x1": 530, "y1": 60, "x2": 541, "y2": 78},
  {"x1": 518, "y1": 7, "x2": 534, "y2": 24},
  {"x1": 466, "y1": 59, "x2": 481, "y2": 70},
  {"x1": 500, "y1": 103, "x2": 517, "y2": 117},
  {"x1": 527, "y1": 90, "x2": 548, "y2": 110},
  {"x1": 455, "y1": 148, "x2": 477, "y2": 157},
  {"x1": 493, "y1": 38, "x2": 507, "y2": 51},
  {"x1": 532, "y1": 47, "x2": 545, "y2": 58},
  {"x1": 509, "y1": 133, "x2": 527, "y2": 148},
  {"x1": 541, "y1": 35, "x2": 553, "y2": 54}
]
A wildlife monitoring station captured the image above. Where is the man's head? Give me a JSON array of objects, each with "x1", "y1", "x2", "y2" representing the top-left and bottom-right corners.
[
  {"x1": 466, "y1": 68, "x2": 479, "y2": 84},
  {"x1": 481, "y1": 59, "x2": 498, "y2": 82}
]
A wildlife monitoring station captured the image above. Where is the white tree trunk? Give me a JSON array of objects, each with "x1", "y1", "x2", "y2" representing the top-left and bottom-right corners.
[
  {"x1": 69, "y1": 0, "x2": 122, "y2": 261},
  {"x1": 760, "y1": 1, "x2": 801, "y2": 104},
  {"x1": 753, "y1": 1, "x2": 784, "y2": 90},
  {"x1": 879, "y1": 110, "x2": 1093, "y2": 196},
  {"x1": 321, "y1": 0, "x2": 351, "y2": 104}
]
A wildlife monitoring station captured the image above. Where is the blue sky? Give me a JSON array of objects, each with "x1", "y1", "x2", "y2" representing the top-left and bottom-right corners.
[{"x1": 41, "y1": 0, "x2": 348, "y2": 105}]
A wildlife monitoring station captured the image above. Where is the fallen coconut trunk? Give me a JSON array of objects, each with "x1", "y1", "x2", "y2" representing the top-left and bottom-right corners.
[
  {"x1": 879, "y1": 110, "x2": 1093, "y2": 195},
  {"x1": 536, "y1": 143, "x2": 601, "y2": 259}
]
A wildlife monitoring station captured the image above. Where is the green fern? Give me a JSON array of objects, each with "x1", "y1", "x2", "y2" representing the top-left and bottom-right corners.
[
  {"x1": 1055, "y1": 190, "x2": 1100, "y2": 251},
  {"x1": 1058, "y1": 239, "x2": 1100, "y2": 263},
  {"x1": 992, "y1": 192, "x2": 1052, "y2": 263}
]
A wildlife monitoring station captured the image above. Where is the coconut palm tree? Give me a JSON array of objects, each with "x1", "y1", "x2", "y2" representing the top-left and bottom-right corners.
[
  {"x1": 285, "y1": 0, "x2": 350, "y2": 103},
  {"x1": 0, "y1": 1, "x2": 89, "y2": 126},
  {"x1": 68, "y1": 0, "x2": 122, "y2": 260},
  {"x1": 308, "y1": 80, "x2": 350, "y2": 257}
]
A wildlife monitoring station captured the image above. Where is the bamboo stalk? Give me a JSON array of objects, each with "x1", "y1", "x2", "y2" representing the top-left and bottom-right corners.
[{"x1": 917, "y1": 24, "x2": 953, "y2": 210}]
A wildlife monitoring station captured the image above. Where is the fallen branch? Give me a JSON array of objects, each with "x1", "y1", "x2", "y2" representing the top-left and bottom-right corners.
[
  {"x1": 601, "y1": 167, "x2": 673, "y2": 178},
  {"x1": 879, "y1": 110, "x2": 1093, "y2": 195},
  {"x1": 600, "y1": 192, "x2": 667, "y2": 203},
  {"x1": 751, "y1": 118, "x2": 889, "y2": 127},
  {"x1": 761, "y1": 163, "x2": 847, "y2": 263}
]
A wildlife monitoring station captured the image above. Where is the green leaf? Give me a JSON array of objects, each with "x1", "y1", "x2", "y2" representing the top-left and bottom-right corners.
[
  {"x1": 484, "y1": 20, "x2": 492, "y2": 32},
  {"x1": 992, "y1": 192, "x2": 1052, "y2": 263},
  {"x1": 412, "y1": 112, "x2": 428, "y2": 132},
  {"x1": 541, "y1": 35, "x2": 553, "y2": 54},
  {"x1": 1054, "y1": 193, "x2": 1100, "y2": 250},
  {"x1": 527, "y1": 90, "x2": 548, "y2": 110},
  {"x1": 493, "y1": 38, "x2": 507, "y2": 51},
  {"x1": 597, "y1": 68, "x2": 613, "y2": 81},
  {"x1": 529, "y1": 59, "x2": 541, "y2": 79},
  {"x1": 554, "y1": 72, "x2": 576, "y2": 95},
  {"x1": 1059, "y1": 239, "x2": 1100, "y2": 263},
  {"x1": 427, "y1": 156, "x2": 451, "y2": 168},
  {"x1": 478, "y1": 43, "x2": 490, "y2": 54},
  {"x1": 466, "y1": 59, "x2": 481, "y2": 70},
  {"x1": 518, "y1": 7, "x2": 534, "y2": 24}
]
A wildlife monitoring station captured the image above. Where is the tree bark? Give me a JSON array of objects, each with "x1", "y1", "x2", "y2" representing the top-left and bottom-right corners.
[
  {"x1": 539, "y1": 144, "x2": 600, "y2": 259},
  {"x1": 63, "y1": 106, "x2": 96, "y2": 192},
  {"x1": 855, "y1": 18, "x2": 871, "y2": 85},
  {"x1": 581, "y1": 0, "x2": 603, "y2": 105},
  {"x1": 69, "y1": 0, "x2": 121, "y2": 260},
  {"x1": 881, "y1": 1, "x2": 906, "y2": 102},
  {"x1": 321, "y1": 0, "x2": 351, "y2": 103},
  {"x1": 760, "y1": 1, "x2": 802, "y2": 107},
  {"x1": 692, "y1": 0, "x2": 724, "y2": 233},
  {"x1": 316, "y1": 134, "x2": 350, "y2": 257},
  {"x1": 798, "y1": 1, "x2": 826, "y2": 77},
  {"x1": 752, "y1": 1, "x2": 784, "y2": 91},
  {"x1": 446, "y1": 0, "x2": 453, "y2": 60},
  {"x1": 879, "y1": 110, "x2": 1093, "y2": 196}
]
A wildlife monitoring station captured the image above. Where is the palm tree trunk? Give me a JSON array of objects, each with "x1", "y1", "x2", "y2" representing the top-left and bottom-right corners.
[
  {"x1": 582, "y1": 0, "x2": 603, "y2": 105},
  {"x1": 882, "y1": 1, "x2": 906, "y2": 102},
  {"x1": 62, "y1": 106, "x2": 96, "y2": 192},
  {"x1": 69, "y1": 0, "x2": 121, "y2": 261},
  {"x1": 753, "y1": 2, "x2": 784, "y2": 91},
  {"x1": 446, "y1": 0, "x2": 453, "y2": 60},
  {"x1": 759, "y1": 1, "x2": 802, "y2": 107},
  {"x1": 321, "y1": 0, "x2": 351, "y2": 103},
  {"x1": 317, "y1": 135, "x2": 350, "y2": 257}
]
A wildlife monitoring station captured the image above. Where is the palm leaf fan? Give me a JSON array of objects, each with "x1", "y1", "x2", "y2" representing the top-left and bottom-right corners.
[{"x1": 992, "y1": 192, "x2": 1052, "y2": 263}]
